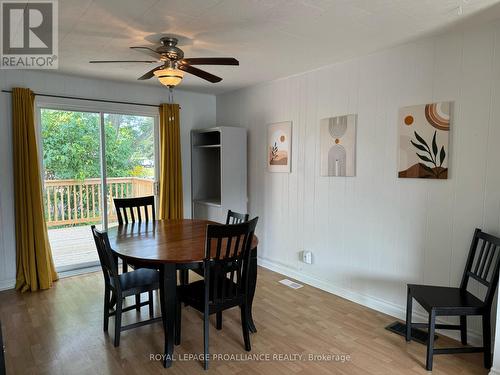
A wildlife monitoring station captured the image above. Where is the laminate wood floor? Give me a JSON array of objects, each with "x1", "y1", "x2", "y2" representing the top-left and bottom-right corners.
[{"x1": 0, "y1": 267, "x2": 487, "y2": 374}]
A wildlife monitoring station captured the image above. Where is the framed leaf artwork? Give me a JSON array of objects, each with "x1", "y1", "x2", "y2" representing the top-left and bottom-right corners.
[
  {"x1": 398, "y1": 102, "x2": 452, "y2": 179},
  {"x1": 267, "y1": 121, "x2": 292, "y2": 173}
]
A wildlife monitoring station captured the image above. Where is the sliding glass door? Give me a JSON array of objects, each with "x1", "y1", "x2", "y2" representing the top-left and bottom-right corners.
[
  {"x1": 39, "y1": 106, "x2": 158, "y2": 271},
  {"x1": 104, "y1": 113, "x2": 156, "y2": 227}
]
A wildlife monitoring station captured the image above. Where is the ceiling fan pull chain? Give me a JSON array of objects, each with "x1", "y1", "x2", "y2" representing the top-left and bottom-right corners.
[{"x1": 168, "y1": 86, "x2": 174, "y2": 103}]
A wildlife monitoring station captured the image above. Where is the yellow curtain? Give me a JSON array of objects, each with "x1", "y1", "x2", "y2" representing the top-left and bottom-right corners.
[
  {"x1": 158, "y1": 103, "x2": 184, "y2": 220},
  {"x1": 12, "y1": 87, "x2": 58, "y2": 292}
]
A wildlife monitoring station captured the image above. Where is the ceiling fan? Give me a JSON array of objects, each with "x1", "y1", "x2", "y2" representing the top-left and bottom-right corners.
[{"x1": 89, "y1": 37, "x2": 239, "y2": 88}]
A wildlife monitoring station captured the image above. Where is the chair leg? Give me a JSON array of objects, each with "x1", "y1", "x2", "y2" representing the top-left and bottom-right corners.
[
  {"x1": 122, "y1": 260, "x2": 128, "y2": 273},
  {"x1": 240, "y1": 304, "x2": 251, "y2": 351},
  {"x1": 483, "y1": 313, "x2": 492, "y2": 369},
  {"x1": 114, "y1": 293, "x2": 123, "y2": 347},
  {"x1": 460, "y1": 315, "x2": 467, "y2": 345},
  {"x1": 175, "y1": 297, "x2": 181, "y2": 345},
  {"x1": 110, "y1": 290, "x2": 117, "y2": 309},
  {"x1": 203, "y1": 310, "x2": 209, "y2": 370},
  {"x1": 179, "y1": 269, "x2": 189, "y2": 286},
  {"x1": 148, "y1": 290, "x2": 154, "y2": 318},
  {"x1": 135, "y1": 294, "x2": 141, "y2": 311},
  {"x1": 216, "y1": 312, "x2": 222, "y2": 330},
  {"x1": 103, "y1": 286, "x2": 110, "y2": 332},
  {"x1": 405, "y1": 287, "x2": 412, "y2": 342},
  {"x1": 426, "y1": 310, "x2": 436, "y2": 371}
]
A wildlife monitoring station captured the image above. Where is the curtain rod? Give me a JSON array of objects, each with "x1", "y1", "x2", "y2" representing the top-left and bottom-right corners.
[{"x1": 1, "y1": 89, "x2": 179, "y2": 108}]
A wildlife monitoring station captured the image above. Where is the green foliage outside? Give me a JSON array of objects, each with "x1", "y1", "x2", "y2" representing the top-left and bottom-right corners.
[{"x1": 41, "y1": 109, "x2": 155, "y2": 180}]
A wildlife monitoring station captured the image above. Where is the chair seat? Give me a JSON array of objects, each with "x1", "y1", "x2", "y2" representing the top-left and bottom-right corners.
[
  {"x1": 408, "y1": 284, "x2": 484, "y2": 314},
  {"x1": 115, "y1": 268, "x2": 159, "y2": 296},
  {"x1": 178, "y1": 280, "x2": 244, "y2": 314}
]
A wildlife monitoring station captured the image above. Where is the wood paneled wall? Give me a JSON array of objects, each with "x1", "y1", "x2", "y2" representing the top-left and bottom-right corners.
[{"x1": 216, "y1": 20, "x2": 500, "y2": 343}]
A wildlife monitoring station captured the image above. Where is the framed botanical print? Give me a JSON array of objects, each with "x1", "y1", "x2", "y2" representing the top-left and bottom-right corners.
[{"x1": 267, "y1": 121, "x2": 292, "y2": 173}]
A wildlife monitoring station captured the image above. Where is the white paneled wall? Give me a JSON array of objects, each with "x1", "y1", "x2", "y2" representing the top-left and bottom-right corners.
[
  {"x1": 0, "y1": 71, "x2": 216, "y2": 290},
  {"x1": 217, "y1": 21, "x2": 500, "y2": 342}
]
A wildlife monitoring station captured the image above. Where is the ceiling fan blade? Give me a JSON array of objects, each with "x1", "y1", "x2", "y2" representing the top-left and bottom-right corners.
[
  {"x1": 138, "y1": 65, "x2": 163, "y2": 80},
  {"x1": 178, "y1": 64, "x2": 222, "y2": 83},
  {"x1": 130, "y1": 46, "x2": 162, "y2": 59},
  {"x1": 181, "y1": 57, "x2": 239, "y2": 66},
  {"x1": 89, "y1": 60, "x2": 159, "y2": 63}
]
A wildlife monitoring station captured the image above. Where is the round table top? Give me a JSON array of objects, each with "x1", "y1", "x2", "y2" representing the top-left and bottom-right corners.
[{"x1": 107, "y1": 219, "x2": 258, "y2": 265}]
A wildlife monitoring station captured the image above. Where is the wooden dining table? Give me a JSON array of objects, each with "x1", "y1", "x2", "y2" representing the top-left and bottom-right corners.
[{"x1": 107, "y1": 219, "x2": 259, "y2": 368}]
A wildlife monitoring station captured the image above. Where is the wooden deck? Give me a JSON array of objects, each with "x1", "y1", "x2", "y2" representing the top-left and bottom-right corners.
[{"x1": 48, "y1": 225, "x2": 111, "y2": 268}]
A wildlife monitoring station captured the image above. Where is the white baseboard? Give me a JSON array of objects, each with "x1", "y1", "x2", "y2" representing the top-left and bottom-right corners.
[
  {"x1": 257, "y1": 257, "x2": 483, "y2": 346},
  {"x1": 0, "y1": 278, "x2": 15, "y2": 291}
]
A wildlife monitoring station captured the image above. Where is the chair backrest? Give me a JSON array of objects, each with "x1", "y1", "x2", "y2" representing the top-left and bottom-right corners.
[
  {"x1": 204, "y1": 217, "x2": 259, "y2": 306},
  {"x1": 91, "y1": 225, "x2": 120, "y2": 289},
  {"x1": 113, "y1": 195, "x2": 155, "y2": 225},
  {"x1": 460, "y1": 228, "x2": 500, "y2": 307},
  {"x1": 226, "y1": 210, "x2": 249, "y2": 225}
]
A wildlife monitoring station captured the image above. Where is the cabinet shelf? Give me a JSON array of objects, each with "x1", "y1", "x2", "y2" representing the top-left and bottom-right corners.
[
  {"x1": 194, "y1": 144, "x2": 221, "y2": 148},
  {"x1": 192, "y1": 130, "x2": 220, "y2": 147},
  {"x1": 194, "y1": 198, "x2": 221, "y2": 207}
]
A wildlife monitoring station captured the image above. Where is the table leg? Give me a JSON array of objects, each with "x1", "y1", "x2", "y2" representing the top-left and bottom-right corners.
[
  {"x1": 159, "y1": 263, "x2": 177, "y2": 368},
  {"x1": 247, "y1": 246, "x2": 258, "y2": 333}
]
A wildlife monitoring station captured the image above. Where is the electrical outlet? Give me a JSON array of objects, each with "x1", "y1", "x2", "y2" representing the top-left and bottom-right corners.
[{"x1": 300, "y1": 250, "x2": 313, "y2": 264}]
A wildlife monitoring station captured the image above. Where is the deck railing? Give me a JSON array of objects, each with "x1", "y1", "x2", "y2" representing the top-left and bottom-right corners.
[{"x1": 44, "y1": 177, "x2": 154, "y2": 227}]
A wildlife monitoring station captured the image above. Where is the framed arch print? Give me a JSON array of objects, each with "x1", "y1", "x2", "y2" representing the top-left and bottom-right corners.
[
  {"x1": 398, "y1": 102, "x2": 451, "y2": 179},
  {"x1": 320, "y1": 114, "x2": 357, "y2": 177},
  {"x1": 267, "y1": 121, "x2": 292, "y2": 173}
]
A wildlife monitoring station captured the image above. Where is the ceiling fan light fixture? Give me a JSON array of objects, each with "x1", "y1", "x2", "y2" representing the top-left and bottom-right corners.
[
  {"x1": 91, "y1": 37, "x2": 236, "y2": 84},
  {"x1": 154, "y1": 67, "x2": 184, "y2": 87}
]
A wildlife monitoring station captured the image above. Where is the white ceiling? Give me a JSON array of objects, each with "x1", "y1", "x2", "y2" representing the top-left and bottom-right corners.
[{"x1": 58, "y1": 0, "x2": 500, "y2": 94}]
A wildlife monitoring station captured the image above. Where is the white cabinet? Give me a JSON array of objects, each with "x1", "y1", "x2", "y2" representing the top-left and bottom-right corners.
[{"x1": 191, "y1": 127, "x2": 247, "y2": 222}]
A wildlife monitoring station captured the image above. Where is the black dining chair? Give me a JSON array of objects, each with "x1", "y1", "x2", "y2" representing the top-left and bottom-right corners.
[
  {"x1": 175, "y1": 217, "x2": 259, "y2": 370},
  {"x1": 113, "y1": 196, "x2": 156, "y2": 307},
  {"x1": 0, "y1": 321, "x2": 5, "y2": 375},
  {"x1": 186, "y1": 209, "x2": 251, "y2": 328},
  {"x1": 406, "y1": 228, "x2": 500, "y2": 371},
  {"x1": 226, "y1": 210, "x2": 249, "y2": 224},
  {"x1": 113, "y1": 195, "x2": 156, "y2": 226},
  {"x1": 113, "y1": 196, "x2": 156, "y2": 272},
  {"x1": 91, "y1": 225, "x2": 161, "y2": 347}
]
